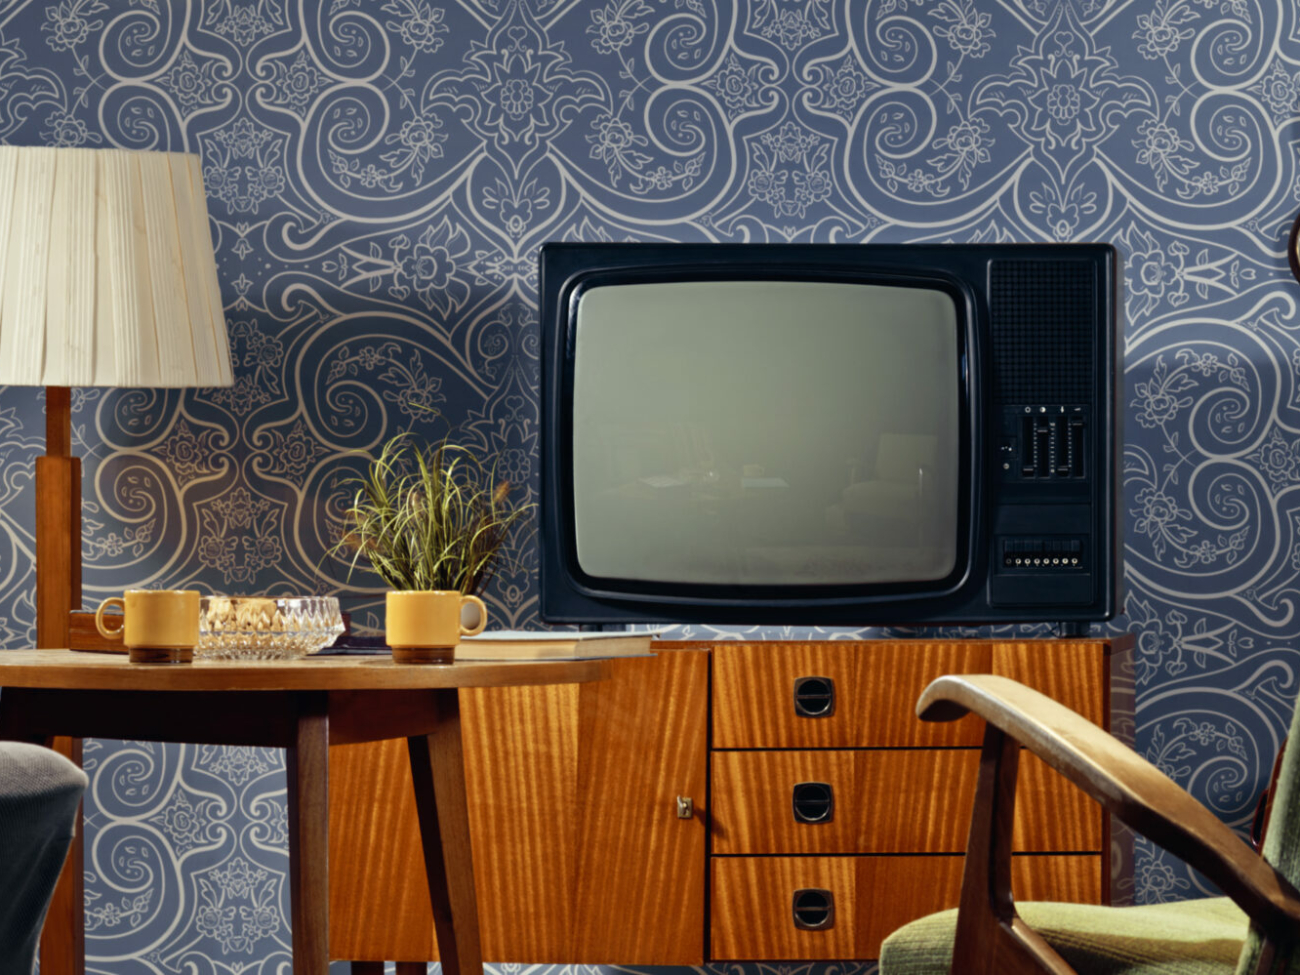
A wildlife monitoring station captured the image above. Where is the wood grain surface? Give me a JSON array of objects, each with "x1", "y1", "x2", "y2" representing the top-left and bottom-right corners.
[
  {"x1": 712, "y1": 643, "x2": 867, "y2": 749},
  {"x1": 711, "y1": 749, "x2": 862, "y2": 854},
  {"x1": 709, "y1": 854, "x2": 1101, "y2": 961},
  {"x1": 322, "y1": 640, "x2": 1118, "y2": 965},
  {"x1": 0, "y1": 648, "x2": 609, "y2": 691},
  {"x1": 860, "y1": 749, "x2": 980, "y2": 853},
  {"x1": 711, "y1": 855, "x2": 860, "y2": 961},
  {"x1": 329, "y1": 649, "x2": 708, "y2": 965},
  {"x1": 1011, "y1": 854, "x2": 1104, "y2": 902},
  {"x1": 330, "y1": 736, "x2": 438, "y2": 961},
  {"x1": 857, "y1": 641, "x2": 992, "y2": 746},
  {"x1": 69, "y1": 609, "x2": 124, "y2": 653},
  {"x1": 712, "y1": 640, "x2": 1108, "y2": 748},
  {"x1": 572, "y1": 649, "x2": 709, "y2": 962},
  {"x1": 991, "y1": 642, "x2": 1107, "y2": 727},
  {"x1": 35, "y1": 464, "x2": 79, "y2": 652},
  {"x1": 711, "y1": 749, "x2": 1098, "y2": 856},
  {"x1": 463, "y1": 683, "x2": 579, "y2": 962},
  {"x1": 330, "y1": 684, "x2": 582, "y2": 963},
  {"x1": 854, "y1": 855, "x2": 967, "y2": 958},
  {"x1": 1018, "y1": 751, "x2": 1103, "y2": 853}
]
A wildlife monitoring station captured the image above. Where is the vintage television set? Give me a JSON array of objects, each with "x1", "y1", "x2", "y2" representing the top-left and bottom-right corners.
[{"x1": 538, "y1": 242, "x2": 1122, "y2": 628}]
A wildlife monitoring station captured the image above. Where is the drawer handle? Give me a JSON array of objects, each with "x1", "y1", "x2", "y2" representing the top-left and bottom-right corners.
[
  {"x1": 792, "y1": 888, "x2": 835, "y2": 930},
  {"x1": 791, "y1": 781, "x2": 834, "y2": 824},
  {"x1": 793, "y1": 676, "x2": 835, "y2": 718}
]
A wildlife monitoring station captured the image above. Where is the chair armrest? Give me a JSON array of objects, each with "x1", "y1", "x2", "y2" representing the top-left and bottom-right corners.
[{"x1": 919, "y1": 674, "x2": 1300, "y2": 939}]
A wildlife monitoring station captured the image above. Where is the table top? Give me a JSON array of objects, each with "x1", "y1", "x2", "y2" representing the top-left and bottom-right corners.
[{"x1": 0, "y1": 649, "x2": 611, "y2": 692}]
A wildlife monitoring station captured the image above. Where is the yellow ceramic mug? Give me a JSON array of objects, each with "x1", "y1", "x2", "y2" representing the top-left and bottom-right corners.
[
  {"x1": 386, "y1": 590, "x2": 488, "y2": 664},
  {"x1": 95, "y1": 589, "x2": 201, "y2": 664}
]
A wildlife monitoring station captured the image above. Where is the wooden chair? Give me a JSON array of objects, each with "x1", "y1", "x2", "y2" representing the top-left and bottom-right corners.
[{"x1": 879, "y1": 675, "x2": 1300, "y2": 975}]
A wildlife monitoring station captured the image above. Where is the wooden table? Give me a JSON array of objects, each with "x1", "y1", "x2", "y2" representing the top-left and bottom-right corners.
[{"x1": 0, "y1": 650, "x2": 612, "y2": 975}]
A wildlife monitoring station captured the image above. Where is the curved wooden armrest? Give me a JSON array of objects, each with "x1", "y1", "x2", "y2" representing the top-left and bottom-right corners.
[{"x1": 919, "y1": 674, "x2": 1300, "y2": 939}]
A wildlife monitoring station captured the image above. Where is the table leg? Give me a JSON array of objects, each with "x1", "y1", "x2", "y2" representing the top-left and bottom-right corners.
[
  {"x1": 407, "y1": 689, "x2": 483, "y2": 975},
  {"x1": 287, "y1": 692, "x2": 330, "y2": 974}
]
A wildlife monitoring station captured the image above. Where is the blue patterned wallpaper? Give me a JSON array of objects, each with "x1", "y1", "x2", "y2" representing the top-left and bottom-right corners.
[{"x1": 0, "y1": 0, "x2": 1299, "y2": 969}]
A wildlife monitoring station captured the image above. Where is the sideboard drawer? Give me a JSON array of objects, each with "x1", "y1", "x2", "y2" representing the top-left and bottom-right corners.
[
  {"x1": 711, "y1": 856, "x2": 865, "y2": 960},
  {"x1": 710, "y1": 854, "x2": 1102, "y2": 960},
  {"x1": 711, "y1": 749, "x2": 1099, "y2": 855},
  {"x1": 712, "y1": 642, "x2": 991, "y2": 748},
  {"x1": 711, "y1": 750, "x2": 865, "y2": 855},
  {"x1": 712, "y1": 640, "x2": 1110, "y2": 748}
]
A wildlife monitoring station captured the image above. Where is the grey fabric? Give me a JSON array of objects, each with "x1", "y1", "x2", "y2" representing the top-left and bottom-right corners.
[{"x1": 0, "y1": 742, "x2": 87, "y2": 975}]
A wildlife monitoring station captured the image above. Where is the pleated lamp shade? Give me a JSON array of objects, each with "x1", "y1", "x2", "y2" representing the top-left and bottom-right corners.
[{"x1": 0, "y1": 145, "x2": 232, "y2": 388}]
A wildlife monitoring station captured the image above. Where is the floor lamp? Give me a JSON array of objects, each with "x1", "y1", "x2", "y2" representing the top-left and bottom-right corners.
[{"x1": 0, "y1": 145, "x2": 233, "y2": 975}]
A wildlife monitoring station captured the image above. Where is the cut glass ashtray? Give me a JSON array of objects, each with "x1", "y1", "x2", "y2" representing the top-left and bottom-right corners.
[{"x1": 197, "y1": 596, "x2": 345, "y2": 660}]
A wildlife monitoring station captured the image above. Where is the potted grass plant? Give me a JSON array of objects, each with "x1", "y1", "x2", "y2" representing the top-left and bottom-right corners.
[{"x1": 332, "y1": 432, "x2": 533, "y2": 663}]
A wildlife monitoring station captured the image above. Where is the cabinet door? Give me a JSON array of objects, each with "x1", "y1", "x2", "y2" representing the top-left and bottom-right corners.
[
  {"x1": 328, "y1": 683, "x2": 582, "y2": 963},
  {"x1": 572, "y1": 648, "x2": 709, "y2": 962},
  {"x1": 328, "y1": 648, "x2": 708, "y2": 964}
]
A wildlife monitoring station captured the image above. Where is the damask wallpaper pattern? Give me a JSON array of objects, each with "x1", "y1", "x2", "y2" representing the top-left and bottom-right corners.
[{"x1": 0, "y1": 0, "x2": 1296, "y2": 969}]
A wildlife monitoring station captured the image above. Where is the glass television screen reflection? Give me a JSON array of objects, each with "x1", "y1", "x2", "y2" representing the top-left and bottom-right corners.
[{"x1": 539, "y1": 243, "x2": 1122, "y2": 627}]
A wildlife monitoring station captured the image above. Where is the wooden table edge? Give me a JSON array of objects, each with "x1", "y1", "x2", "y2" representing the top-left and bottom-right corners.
[{"x1": 0, "y1": 650, "x2": 612, "y2": 691}]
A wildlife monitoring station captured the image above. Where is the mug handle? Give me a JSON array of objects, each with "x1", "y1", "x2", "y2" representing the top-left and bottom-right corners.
[
  {"x1": 95, "y1": 597, "x2": 127, "y2": 641},
  {"x1": 459, "y1": 594, "x2": 488, "y2": 638}
]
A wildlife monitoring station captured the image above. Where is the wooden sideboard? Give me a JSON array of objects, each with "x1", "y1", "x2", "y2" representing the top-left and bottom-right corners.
[{"x1": 329, "y1": 637, "x2": 1130, "y2": 964}]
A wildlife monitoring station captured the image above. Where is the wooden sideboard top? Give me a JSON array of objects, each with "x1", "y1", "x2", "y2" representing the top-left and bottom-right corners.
[{"x1": 655, "y1": 635, "x2": 1135, "y2": 654}]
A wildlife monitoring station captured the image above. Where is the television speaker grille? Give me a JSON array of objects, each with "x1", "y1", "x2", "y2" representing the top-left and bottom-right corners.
[{"x1": 990, "y1": 260, "x2": 1096, "y2": 404}]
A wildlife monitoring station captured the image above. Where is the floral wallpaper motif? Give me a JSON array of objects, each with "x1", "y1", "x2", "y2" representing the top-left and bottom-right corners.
[{"x1": 0, "y1": 0, "x2": 1298, "y2": 969}]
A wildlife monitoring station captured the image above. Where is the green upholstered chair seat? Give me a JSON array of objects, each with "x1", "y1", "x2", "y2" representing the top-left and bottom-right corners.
[{"x1": 880, "y1": 895, "x2": 1250, "y2": 975}]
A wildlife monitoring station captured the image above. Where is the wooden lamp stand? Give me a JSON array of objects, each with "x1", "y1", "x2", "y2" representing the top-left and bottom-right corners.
[
  {"x1": 34, "y1": 385, "x2": 85, "y2": 975},
  {"x1": 36, "y1": 386, "x2": 79, "y2": 649}
]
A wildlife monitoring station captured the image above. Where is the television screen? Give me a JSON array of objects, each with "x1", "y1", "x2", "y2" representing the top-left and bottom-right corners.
[
  {"x1": 540, "y1": 242, "x2": 1121, "y2": 627},
  {"x1": 571, "y1": 279, "x2": 962, "y2": 587}
]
